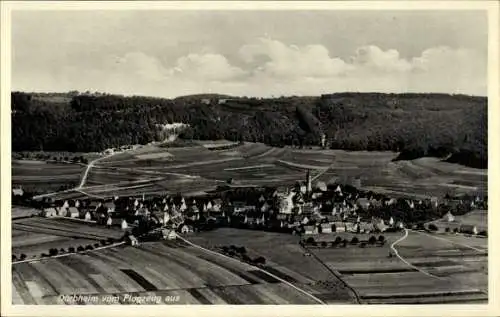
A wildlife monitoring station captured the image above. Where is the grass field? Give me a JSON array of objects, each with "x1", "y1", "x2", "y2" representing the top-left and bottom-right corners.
[{"x1": 12, "y1": 240, "x2": 319, "y2": 305}]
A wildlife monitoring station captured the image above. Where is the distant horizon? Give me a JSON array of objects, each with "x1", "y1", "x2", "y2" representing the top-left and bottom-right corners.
[{"x1": 11, "y1": 89, "x2": 488, "y2": 99}]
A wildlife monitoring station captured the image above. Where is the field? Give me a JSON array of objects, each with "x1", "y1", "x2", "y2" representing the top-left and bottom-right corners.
[
  {"x1": 12, "y1": 217, "x2": 125, "y2": 259},
  {"x1": 20, "y1": 142, "x2": 486, "y2": 201},
  {"x1": 12, "y1": 239, "x2": 320, "y2": 305},
  {"x1": 188, "y1": 228, "x2": 358, "y2": 304},
  {"x1": 12, "y1": 160, "x2": 85, "y2": 192},
  {"x1": 308, "y1": 230, "x2": 487, "y2": 304}
]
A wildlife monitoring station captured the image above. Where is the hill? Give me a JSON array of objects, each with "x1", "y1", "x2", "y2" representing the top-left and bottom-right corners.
[{"x1": 11, "y1": 91, "x2": 487, "y2": 169}]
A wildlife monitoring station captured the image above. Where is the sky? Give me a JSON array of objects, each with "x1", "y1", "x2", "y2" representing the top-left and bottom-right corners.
[{"x1": 12, "y1": 10, "x2": 488, "y2": 97}]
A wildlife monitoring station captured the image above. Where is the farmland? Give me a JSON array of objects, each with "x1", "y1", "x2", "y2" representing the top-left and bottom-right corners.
[
  {"x1": 188, "y1": 228, "x2": 488, "y2": 304},
  {"x1": 11, "y1": 240, "x2": 320, "y2": 305},
  {"x1": 21, "y1": 142, "x2": 486, "y2": 201},
  {"x1": 12, "y1": 160, "x2": 85, "y2": 192},
  {"x1": 308, "y1": 230, "x2": 487, "y2": 304},
  {"x1": 12, "y1": 217, "x2": 125, "y2": 259},
  {"x1": 188, "y1": 228, "x2": 358, "y2": 304}
]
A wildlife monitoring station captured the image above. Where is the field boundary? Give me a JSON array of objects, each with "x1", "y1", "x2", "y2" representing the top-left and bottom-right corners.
[
  {"x1": 390, "y1": 229, "x2": 443, "y2": 280},
  {"x1": 300, "y1": 244, "x2": 362, "y2": 304},
  {"x1": 176, "y1": 235, "x2": 326, "y2": 305},
  {"x1": 12, "y1": 241, "x2": 126, "y2": 265}
]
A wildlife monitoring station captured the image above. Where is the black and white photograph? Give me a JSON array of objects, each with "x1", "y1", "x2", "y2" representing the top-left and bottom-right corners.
[{"x1": 1, "y1": 1, "x2": 498, "y2": 315}]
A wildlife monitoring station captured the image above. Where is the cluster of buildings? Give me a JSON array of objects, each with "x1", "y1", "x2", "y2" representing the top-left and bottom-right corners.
[{"x1": 32, "y1": 169, "x2": 487, "y2": 241}]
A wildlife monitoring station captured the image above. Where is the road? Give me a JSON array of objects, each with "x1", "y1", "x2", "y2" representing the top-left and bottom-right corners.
[
  {"x1": 390, "y1": 229, "x2": 442, "y2": 280},
  {"x1": 176, "y1": 235, "x2": 326, "y2": 305},
  {"x1": 32, "y1": 150, "x2": 128, "y2": 200}
]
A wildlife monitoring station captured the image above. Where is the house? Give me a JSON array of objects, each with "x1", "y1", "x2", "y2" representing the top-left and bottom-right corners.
[
  {"x1": 332, "y1": 222, "x2": 346, "y2": 232},
  {"x1": 179, "y1": 224, "x2": 193, "y2": 234},
  {"x1": 56, "y1": 206, "x2": 67, "y2": 217},
  {"x1": 102, "y1": 201, "x2": 116, "y2": 213},
  {"x1": 41, "y1": 207, "x2": 57, "y2": 217},
  {"x1": 443, "y1": 211, "x2": 455, "y2": 222},
  {"x1": 12, "y1": 188, "x2": 24, "y2": 197},
  {"x1": 67, "y1": 207, "x2": 79, "y2": 218},
  {"x1": 460, "y1": 224, "x2": 478, "y2": 235},
  {"x1": 201, "y1": 98, "x2": 211, "y2": 105},
  {"x1": 320, "y1": 223, "x2": 332, "y2": 234},
  {"x1": 121, "y1": 219, "x2": 128, "y2": 230},
  {"x1": 84, "y1": 211, "x2": 92, "y2": 221},
  {"x1": 373, "y1": 219, "x2": 387, "y2": 232},
  {"x1": 360, "y1": 222, "x2": 375, "y2": 233},
  {"x1": 345, "y1": 222, "x2": 357, "y2": 233},
  {"x1": 304, "y1": 225, "x2": 318, "y2": 235},
  {"x1": 315, "y1": 181, "x2": 327, "y2": 192},
  {"x1": 161, "y1": 228, "x2": 177, "y2": 240},
  {"x1": 126, "y1": 235, "x2": 139, "y2": 246},
  {"x1": 356, "y1": 198, "x2": 370, "y2": 210}
]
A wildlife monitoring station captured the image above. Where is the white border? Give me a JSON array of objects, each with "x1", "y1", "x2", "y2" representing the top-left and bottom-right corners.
[{"x1": 1, "y1": 1, "x2": 499, "y2": 316}]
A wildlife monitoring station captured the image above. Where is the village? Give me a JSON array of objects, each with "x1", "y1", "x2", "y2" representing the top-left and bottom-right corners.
[{"x1": 13, "y1": 168, "x2": 488, "y2": 250}]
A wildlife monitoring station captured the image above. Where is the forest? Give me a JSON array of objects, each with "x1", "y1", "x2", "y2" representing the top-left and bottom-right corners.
[{"x1": 11, "y1": 91, "x2": 487, "y2": 169}]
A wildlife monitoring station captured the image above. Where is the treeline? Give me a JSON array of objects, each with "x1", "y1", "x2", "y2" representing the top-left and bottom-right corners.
[{"x1": 11, "y1": 91, "x2": 487, "y2": 168}]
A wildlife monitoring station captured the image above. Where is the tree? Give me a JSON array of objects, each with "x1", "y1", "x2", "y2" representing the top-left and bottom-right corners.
[
  {"x1": 68, "y1": 247, "x2": 76, "y2": 253},
  {"x1": 306, "y1": 237, "x2": 315, "y2": 244},
  {"x1": 351, "y1": 237, "x2": 359, "y2": 244},
  {"x1": 77, "y1": 246, "x2": 85, "y2": 252},
  {"x1": 49, "y1": 248, "x2": 58, "y2": 256},
  {"x1": 335, "y1": 236, "x2": 342, "y2": 244},
  {"x1": 428, "y1": 224, "x2": 439, "y2": 231},
  {"x1": 59, "y1": 248, "x2": 66, "y2": 254},
  {"x1": 360, "y1": 242, "x2": 367, "y2": 248},
  {"x1": 85, "y1": 245, "x2": 94, "y2": 250},
  {"x1": 368, "y1": 236, "x2": 377, "y2": 245},
  {"x1": 445, "y1": 227, "x2": 450, "y2": 233},
  {"x1": 321, "y1": 241, "x2": 328, "y2": 248},
  {"x1": 12, "y1": 255, "x2": 17, "y2": 261},
  {"x1": 94, "y1": 243, "x2": 100, "y2": 248},
  {"x1": 378, "y1": 235, "x2": 385, "y2": 243},
  {"x1": 20, "y1": 254, "x2": 27, "y2": 260},
  {"x1": 254, "y1": 256, "x2": 266, "y2": 265}
]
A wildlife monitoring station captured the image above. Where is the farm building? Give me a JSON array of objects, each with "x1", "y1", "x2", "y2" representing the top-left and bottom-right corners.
[
  {"x1": 304, "y1": 225, "x2": 318, "y2": 235},
  {"x1": 41, "y1": 207, "x2": 57, "y2": 217},
  {"x1": 67, "y1": 207, "x2": 79, "y2": 218},
  {"x1": 320, "y1": 223, "x2": 332, "y2": 234},
  {"x1": 460, "y1": 224, "x2": 478, "y2": 235}
]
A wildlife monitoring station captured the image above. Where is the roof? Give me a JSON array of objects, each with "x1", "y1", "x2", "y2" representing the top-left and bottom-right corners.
[{"x1": 68, "y1": 207, "x2": 79, "y2": 213}]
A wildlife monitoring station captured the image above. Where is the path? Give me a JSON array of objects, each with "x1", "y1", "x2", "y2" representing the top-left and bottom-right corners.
[
  {"x1": 390, "y1": 229, "x2": 442, "y2": 280},
  {"x1": 32, "y1": 149, "x2": 130, "y2": 200},
  {"x1": 176, "y1": 235, "x2": 326, "y2": 305}
]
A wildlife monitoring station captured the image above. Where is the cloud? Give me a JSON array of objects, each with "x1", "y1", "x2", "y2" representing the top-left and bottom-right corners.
[
  {"x1": 12, "y1": 38, "x2": 486, "y2": 97},
  {"x1": 169, "y1": 53, "x2": 246, "y2": 81},
  {"x1": 239, "y1": 38, "x2": 350, "y2": 79}
]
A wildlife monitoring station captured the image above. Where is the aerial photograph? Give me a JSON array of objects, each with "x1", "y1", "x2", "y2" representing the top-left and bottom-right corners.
[{"x1": 9, "y1": 7, "x2": 488, "y2": 306}]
